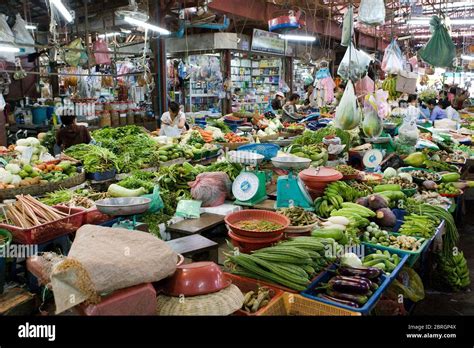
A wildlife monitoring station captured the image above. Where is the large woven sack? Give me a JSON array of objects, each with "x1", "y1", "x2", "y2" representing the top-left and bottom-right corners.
[{"x1": 51, "y1": 225, "x2": 177, "y2": 313}]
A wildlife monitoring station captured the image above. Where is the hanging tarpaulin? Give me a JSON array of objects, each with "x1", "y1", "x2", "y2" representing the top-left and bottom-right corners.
[
  {"x1": 341, "y1": 5, "x2": 354, "y2": 47},
  {"x1": 418, "y1": 16, "x2": 456, "y2": 68}
]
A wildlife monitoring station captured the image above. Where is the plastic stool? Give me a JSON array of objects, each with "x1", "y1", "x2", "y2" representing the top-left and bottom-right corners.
[{"x1": 76, "y1": 283, "x2": 157, "y2": 316}]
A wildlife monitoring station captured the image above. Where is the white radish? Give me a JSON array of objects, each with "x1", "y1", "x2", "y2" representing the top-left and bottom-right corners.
[
  {"x1": 323, "y1": 223, "x2": 346, "y2": 231},
  {"x1": 327, "y1": 216, "x2": 351, "y2": 226},
  {"x1": 321, "y1": 221, "x2": 334, "y2": 227}
]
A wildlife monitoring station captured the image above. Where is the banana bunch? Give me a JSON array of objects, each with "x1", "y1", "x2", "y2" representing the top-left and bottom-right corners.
[
  {"x1": 437, "y1": 251, "x2": 470, "y2": 291},
  {"x1": 287, "y1": 144, "x2": 328, "y2": 167},
  {"x1": 314, "y1": 181, "x2": 352, "y2": 218},
  {"x1": 382, "y1": 75, "x2": 401, "y2": 101}
]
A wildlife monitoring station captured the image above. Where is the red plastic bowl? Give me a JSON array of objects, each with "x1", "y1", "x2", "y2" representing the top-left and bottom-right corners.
[
  {"x1": 225, "y1": 210, "x2": 289, "y2": 238},
  {"x1": 440, "y1": 190, "x2": 463, "y2": 198},
  {"x1": 228, "y1": 230, "x2": 283, "y2": 253},
  {"x1": 162, "y1": 261, "x2": 230, "y2": 297}
]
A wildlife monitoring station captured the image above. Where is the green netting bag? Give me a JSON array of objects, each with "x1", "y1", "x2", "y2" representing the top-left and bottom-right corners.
[
  {"x1": 419, "y1": 16, "x2": 456, "y2": 68},
  {"x1": 142, "y1": 186, "x2": 164, "y2": 213}
]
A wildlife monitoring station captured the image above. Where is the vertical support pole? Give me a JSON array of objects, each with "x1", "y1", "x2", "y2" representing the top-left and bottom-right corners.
[
  {"x1": 223, "y1": 49, "x2": 231, "y2": 114},
  {"x1": 150, "y1": 0, "x2": 167, "y2": 125},
  {"x1": 285, "y1": 56, "x2": 293, "y2": 93}
]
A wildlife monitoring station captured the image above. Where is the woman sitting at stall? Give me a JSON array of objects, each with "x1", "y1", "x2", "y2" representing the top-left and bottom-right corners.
[
  {"x1": 159, "y1": 102, "x2": 186, "y2": 137},
  {"x1": 282, "y1": 93, "x2": 305, "y2": 123},
  {"x1": 430, "y1": 99, "x2": 449, "y2": 123},
  {"x1": 56, "y1": 115, "x2": 91, "y2": 151}
]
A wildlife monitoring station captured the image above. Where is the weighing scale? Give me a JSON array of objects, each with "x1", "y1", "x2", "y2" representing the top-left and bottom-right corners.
[
  {"x1": 230, "y1": 151, "x2": 268, "y2": 206},
  {"x1": 362, "y1": 149, "x2": 384, "y2": 172},
  {"x1": 95, "y1": 197, "x2": 151, "y2": 230},
  {"x1": 271, "y1": 156, "x2": 314, "y2": 211}
]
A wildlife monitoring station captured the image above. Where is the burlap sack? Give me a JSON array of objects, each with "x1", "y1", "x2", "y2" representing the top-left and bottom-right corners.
[{"x1": 51, "y1": 225, "x2": 177, "y2": 313}]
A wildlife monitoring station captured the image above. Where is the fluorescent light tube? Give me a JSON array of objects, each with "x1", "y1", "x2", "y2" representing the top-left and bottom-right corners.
[
  {"x1": 124, "y1": 16, "x2": 170, "y2": 35},
  {"x1": 461, "y1": 55, "x2": 474, "y2": 60},
  {"x1": 0, "y1": 45, "x2": 20, "y2": 53},
  {"x1": 25, "y1": 24, "x2": 37, "y2": 30},
  {"x1": 50, "y1": 0, "x2": 73, "y2": 23},
  {"x1": 280, "y1": 34, "x2": 316, "y2": 42},
  {"x1": 98, "y1": 32, "x2": 120, "y2": 38}
]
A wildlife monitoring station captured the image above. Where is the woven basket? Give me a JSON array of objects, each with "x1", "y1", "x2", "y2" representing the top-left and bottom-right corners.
[
  {"x1": 217, "y1": 141, "x2": 250, "y2": 151},
  {"x1": 156, "y1": 284, "x2": 244, "y2": 316},
  {"x1": 284, "y1": 221, "x2": 319, "y2": 234},
  {"x1": 0, "y1": 171, "x2": 86, "y2": 202},
  {"x1": 254, "y1": 133, "x2": 279, "y2": 142},
  {"x1": 232, "y1": 111, "x2": 253, "y2": 119}
]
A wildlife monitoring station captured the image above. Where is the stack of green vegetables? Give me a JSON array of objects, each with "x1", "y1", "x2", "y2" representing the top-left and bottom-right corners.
[
  {"x1": 292, "y1": 127, "x2": 351, "y2": 151},
  {"x1": 65, "y1": 144, "x2": 118, "y2": 173},
  {"x1": 399, "y1": 214, "x2": 439, "y2": 239},
  {"x1": 225, "y1": 237, "x2": 338, "y2": 291}
]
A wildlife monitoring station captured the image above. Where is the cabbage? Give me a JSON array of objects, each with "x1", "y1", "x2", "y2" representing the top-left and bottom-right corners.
[
  {"x1": 335, "y1": 81, "x2": 360, "y2": 130},
  {"x1": 341, "y1": 253, "x2": 362, "y2": 268},
  {"x1": 16, "y1": 139, "x2": 29, "y2": 146},
  {"x1": 11, "y1": 175, "x2": 21, "y2": 185},
  {"x1": 383, "y1": 167, "x2": 397, "y2": 179},
  {"x1": 26, "y1": 137, "x2": 41, "y2": 146},
  {"x1": 5, "y1": 163, "x2": 21, "y2": 174},
  {"x1": 0, "y1": 170, "x2": 13, "y2": 184}
]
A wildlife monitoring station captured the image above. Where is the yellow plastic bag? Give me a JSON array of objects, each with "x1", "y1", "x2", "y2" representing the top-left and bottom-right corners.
[
  {"x1": 386, "y1": 267, "x2": 425, "y2": 303},
  {"x1": 63, "y1": 38, "x2": 87, "y2": 67}
]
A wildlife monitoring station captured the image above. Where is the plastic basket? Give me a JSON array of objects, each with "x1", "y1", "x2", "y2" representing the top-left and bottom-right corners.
[
  {"x1": 0, "y1": 209, "x2": 85, "y2": 244},
  {"x1": 54, "y1": 205, "x2": 112, "y2": 225},
  {"x1": 237, "y1": 143, "x2": 280, "y2": 160},
  {"x1": 301, "y1": 265, "x2": 391, "y2": 315},
  {"x1": 86, "y1": 169, "x2": 117, "y2": 181},
  {"x1": 224, "y1": 273, "x2": 284, "y2": 316},
  {"x1": 276, "y1": 293, "x2": 361, "y2": 316}
]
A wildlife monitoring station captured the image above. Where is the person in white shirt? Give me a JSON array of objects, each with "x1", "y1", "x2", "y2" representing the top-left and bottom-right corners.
[
  {"x1": 159, "y1": 102, "x2": 186, "y2": 137},
  {"x1": 446, "y1": 104, "x2": 460, "y2": 122}
]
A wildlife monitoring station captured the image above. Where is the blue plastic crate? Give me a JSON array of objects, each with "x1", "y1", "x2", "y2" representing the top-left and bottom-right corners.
[
  {"x1": 301, "y1": 264, "x2": 392, "y2": 315},
  {"x1": 237, "y1": 143, "x2": 280, "y2": 160},
  {"x1": 362, "y1": 245, "x2": 409, "y2": 280},
  {"x1": 86, "y1": 169, "x2": 117, "y2": 181}
]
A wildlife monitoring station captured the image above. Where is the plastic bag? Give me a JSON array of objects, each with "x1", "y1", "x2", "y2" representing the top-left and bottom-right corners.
[
  {"x1": 358, "y1": 0, "x2": 385, "y2": 26},
  {"x1": 341, "y1": 5, "x2": 353, "y2": 46},
  {"x1": 362, "y1": 94, "x2": 383, "y2": 138},
  {"x1": 189, "y1": 172, "x2": 231, "y2": 207},
  {"x1": 335, "y1": 81, "x2": 360, "y2": 130},
  {"x1": 398, "y1": 108, "x2": 419, "y2": 146},
  {"x1": 175, "y1": 200, "x2": 202, "y2": 218},
  {"x1": 142, "y1": 186, "x2": 164, "y2": 213},
  {"x1": 12, "y1": 14, "x2": 35, "y2": 55},
  {"x1": 0, "y1": 14, "x2": 16, "y2": 63},
  {"x1": 93, "y1": 40, "x2": 111, "y2": 65},
  {"x1": 64, "y1": 38, "x2": 87, "y2": 67},
  {"x1": 419, "y1": 16, "x2": 456, "y2": 68},
  {"x1": 355, "y1": 75, "x2": 374, "y2": 99},
  {"x1": 386, "y1": 267, "x2": 425, "y2": 303},
  {"x1": 382, "y1": 39, "x2": 404, "y2": 75},
  {"x1": 337, "y1": 43, "x2": 373, "y2": 81}
]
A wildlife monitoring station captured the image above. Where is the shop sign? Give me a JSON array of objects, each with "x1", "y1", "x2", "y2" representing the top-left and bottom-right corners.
[{"x1": 251, "y1": 29, "x2": 285, "y2": 55}]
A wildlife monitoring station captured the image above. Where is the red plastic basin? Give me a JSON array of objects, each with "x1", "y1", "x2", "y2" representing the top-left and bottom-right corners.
[
  {"x1": 228, "y1": 230, "x2": 283, "y2": 253},
  {"x1": 225, "y1": 209, "x2": 289, "y2": 238}
]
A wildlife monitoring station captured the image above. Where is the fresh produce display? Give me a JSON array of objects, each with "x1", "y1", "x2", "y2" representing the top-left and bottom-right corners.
[
  {"x1": 236, "y1": 220, "x2": 283, "y2": 232},
  {"x1": 155, "y1": 162, "x2": 199, "y2": 192},
  {"x1": 399, "y1": 214, "x2": 438, "y2": 238},
  {"x1": 423, "y1": 159, "x2": 459, "y2": 173},
  {"x1": 225, "y1": 237, "x2": 336, "y2": 291},
  {"x1": 382, "y1": 75, "x2": 402, "y2": 100},
  {"x1": 277, "y1": 207, "x2": 319, "y2": 227},
  {"x1": 117, "y1": 171, "x2": 157, "y2": 193},
  {"x1": 437, "y1": 183, "x2": 462, "y2": 196},
  {"x1": 403, "y1": 152, "x2": 428, "y2": 168},
  {"x1": 40, "y1": 188, "x2": 107, "y2": 208},
  {"x1": 286, "y1": 144, "x2": 328, "y2": 166},
  {"x1": 362, "y1": 222, "x2": 425, "y2": 251},
  {"x1": 314, "y1": 181, "x2": 367, "y2": 218},
  {"x1": 223, "y1": 133, "x2": 248, "y2": 143},
  {"x1": 410, "y1": 170, "x2": 440, "y2": 182},
  {"x1": 335, "y1": 164, "x2": 359, "y2": 176},
  {"x1": 436, "y1": 251, "x2": 471, "y2": 291},
  {"x1": 293, "y1": 127, "x2": 351, "y2": 151},
  {"x1": 383, "y1": 177, "x2": 417, "y2": 190},
  {"x1": 241, "y1": 287, "x2": 274, "y2": 313},
  {"x1": 362, "y1": 250, "x2": 402, "y2": 273},
  {"x1": 2, "y1": 195, "x2": 69, "y2": 228},
  {"x1": 410, "y1": 192, "x2": 451, "y2": 209},
  {"x1": 65, "y1": 144, "x2": 118, "y2": 173},
  {"x1": 152, "y1": 143, "x2": 193, "y2": 163}
]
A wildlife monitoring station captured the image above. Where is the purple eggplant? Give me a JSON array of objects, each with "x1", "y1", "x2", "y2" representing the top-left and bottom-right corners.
[
  {"x1": 328, "y1": 276, "x2": 370, "y2": 294},
  {"x1": 319, "y1": 294, "x2": 359, "y2": 308},
  {"x1": 353, "y1": 275, "x2": 379, "y2": 291},
  {"x1": 327, "y1": 290, "x2": 369, "y2": 305},
  {"x1": 338, "y1": 266, "x2": 382, "y2": 279}
]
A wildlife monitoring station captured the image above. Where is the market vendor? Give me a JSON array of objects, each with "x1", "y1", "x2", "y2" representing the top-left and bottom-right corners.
[
  {"x1": 302, "y1": 84, "x2": 317, "y2": 110},
  {"x1": 282, "y1": 93, "x2": 305, "y2": 122},
  {"x1": 56, "y1": 115, "x2": 91, "y2": 151},
  {"x1": 430, "y1": 99, "x2": 448, "y2": 122},
  {"x1": 159, "y1": 102, "x2": 186, "y2": 137},
  {"x1": 271, "y1": 91, "x2": 285, "y2": 111}
]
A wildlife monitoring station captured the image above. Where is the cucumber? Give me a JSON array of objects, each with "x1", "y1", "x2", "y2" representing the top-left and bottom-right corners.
[
  {"x1": 311, "y1": 228, "x2": 344, "y2": 241},
  {"x1": 374, "y1": 184, "x2": 401, "y2": 193},
  {"x1": 441, "y1": 172, "x2": 461, "y2": 183}
]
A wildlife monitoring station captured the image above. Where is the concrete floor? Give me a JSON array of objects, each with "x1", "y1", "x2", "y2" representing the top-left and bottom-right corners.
[{"x1": 412, "y1": 201, "x2": 474, "y2": 315}]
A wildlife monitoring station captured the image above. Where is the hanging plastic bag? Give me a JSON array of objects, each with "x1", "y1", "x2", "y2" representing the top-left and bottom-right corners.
[
  {"x1": 142, "y1": 186, "x2": 164, "y2": 213},
  {"x1": 419, "y1": 16, "x2": 456, "y2": 67},
  {"x1": 362, "y1": 94, "x2": 383, "y2": 138},
  {"x1": 0, "y1": 14, "x2": 16, "y2": 63},
  {"x1": 355, "y1": 75, "x2": 374, "y2": 99},
  {"x1": 341, "y1": 5, "x2": 354, "y2": 46},
  {"x1": 93, "y1": 40, "x2": 111, "y2": 65},
  {"x1": 337, "y1": 43, "x2": 373, "y2": 81},
  {"x1": 335, "y1": 81, "x2": 360, "y2": 130},
  {"x1": 398, "y1": 107, "x2": 419, "y2": 146},
  {"x1": 358, "y1": 0, "x2": 386, "y2": 26},
  {"x1": 63, "y1": 38, "x2": 88, "y2": 67},
  {"x1": 12, "y1": 14, "x2": 35, "y2": 55},
  {"x1": 381, "y1": 39, "x2": 404, "y2": 75}
]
